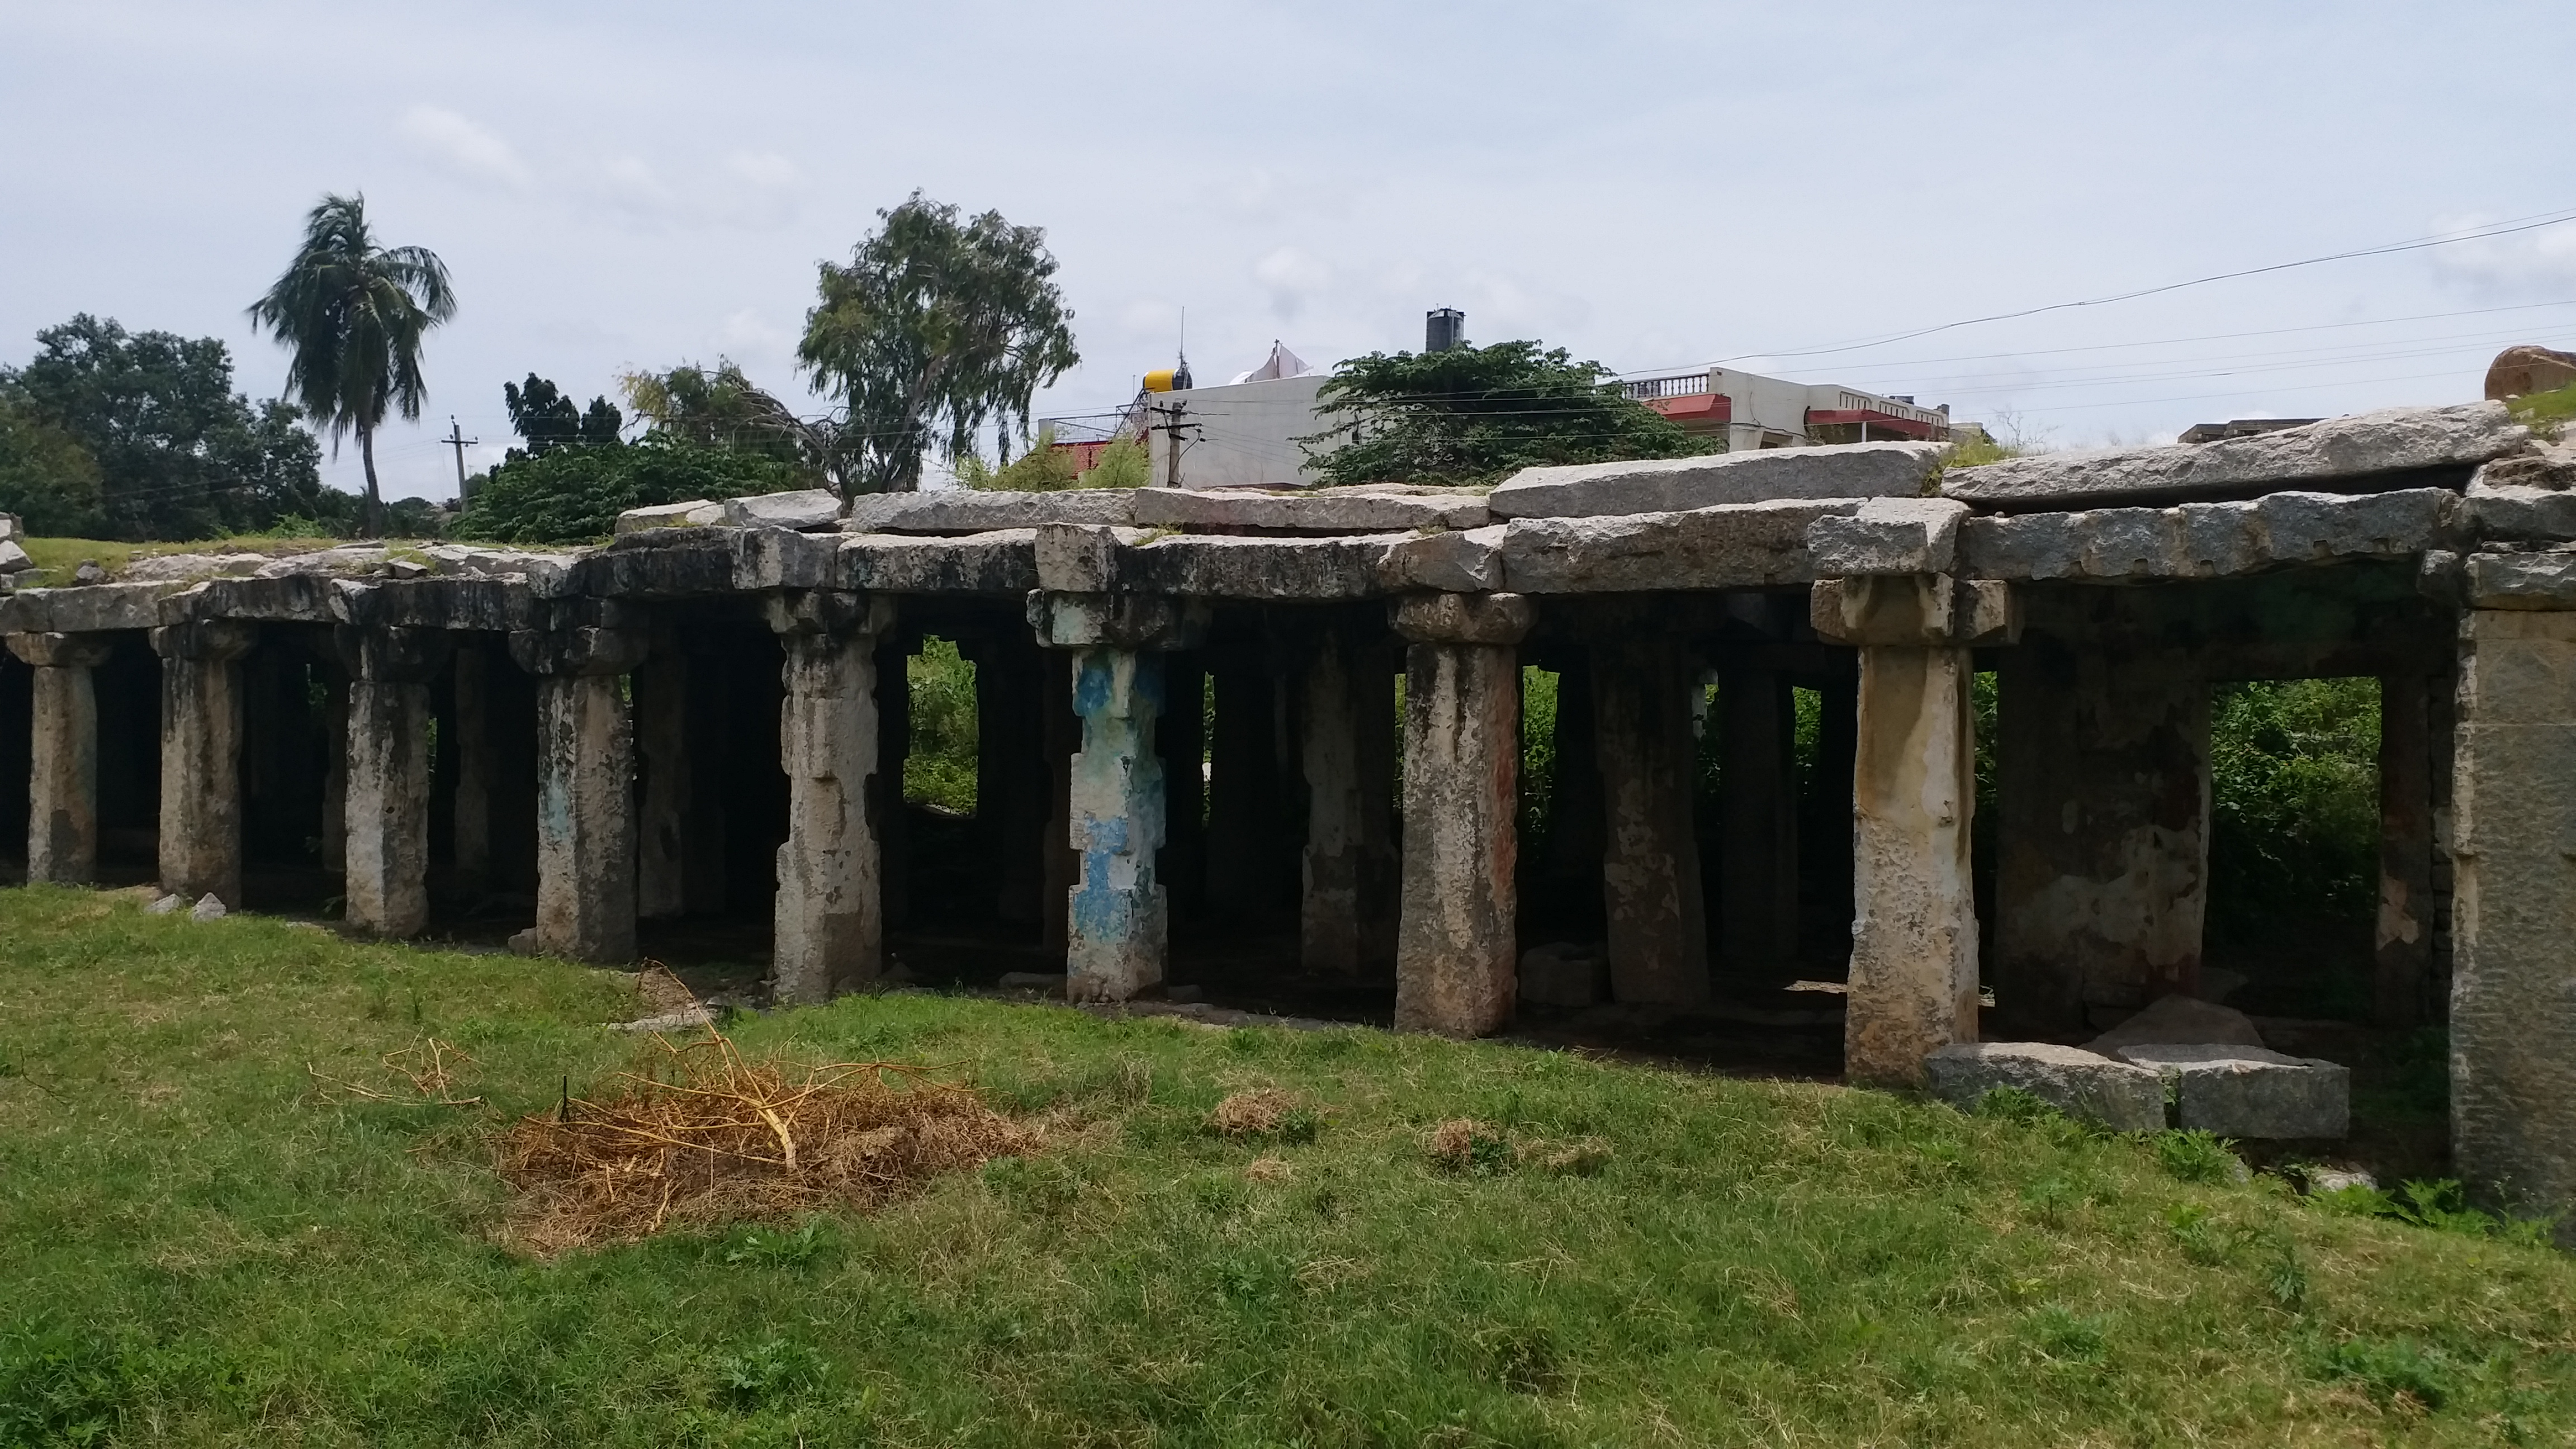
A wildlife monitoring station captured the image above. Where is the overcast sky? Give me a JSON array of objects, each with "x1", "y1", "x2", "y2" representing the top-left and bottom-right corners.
[{"x1": 6, "y1": 0, "x2": 2573, "y2": 502}]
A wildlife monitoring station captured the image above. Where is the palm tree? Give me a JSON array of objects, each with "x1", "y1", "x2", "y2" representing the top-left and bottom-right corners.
[{"x1": 248, "y1": 193, "x2": 455, "y2": 537}]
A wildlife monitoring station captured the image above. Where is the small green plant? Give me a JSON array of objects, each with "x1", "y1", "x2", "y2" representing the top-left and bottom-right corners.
[
  {"x1": 2021, "y1": 1176, "x2": 2078, "y2": 1228},
  {"x1": 713, "y1": 1337, "x2": 831, "y2": 1409},
  {"x1": 2153, "y1": 1130, "x2": 2240, "y2": 1184},
  {"x1": 2262, "y1": 1234, "x2": 2310, "y2": 1313},
  {"x1": 719, "y1": 1219, "x2": 836, "y2": 1269},
  {"x1": 2317, "y1": 1336, "x2": 2454, "y2": 1410},
  {"x1": 2508, "y1": 381, "x2": 2576, "y2": 438},
  {"x1": 1976, "y1": 1086, "x2": 2061, "y2": 1124},
  {"x1": 2310, "y1": 1176, "x2": 2558, "y2": 1244},
  {"x1": 2164, "y1": 1203, "x2": 2233, "y2": 1266},
  {"x1": 2022, "y1": 1306, "x2": 2109, "y2": 1367}
]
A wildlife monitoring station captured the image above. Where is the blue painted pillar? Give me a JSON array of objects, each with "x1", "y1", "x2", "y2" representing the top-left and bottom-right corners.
[
  {"x1": 1067, "y1": 645, "x2": 1168, "y2": 1001},
  {"x1": 1028, "y1": 581, "x2": 1202, "y2": 1002}
]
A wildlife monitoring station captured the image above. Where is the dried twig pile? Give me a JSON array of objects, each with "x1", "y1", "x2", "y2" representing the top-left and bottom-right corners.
[{"x1": 498, "y1": 1030, "x2": 1034, "y2": 1253}]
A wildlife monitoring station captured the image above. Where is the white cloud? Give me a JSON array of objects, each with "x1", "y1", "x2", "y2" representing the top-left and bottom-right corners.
[
  {"x1": 2428, "y1": 214, "x2": 2576, "y2": 301},
  {"x1": 727, "y1": 151, "x2": 803, "y2": 191},
  {"x1": 396, "y1": 105, "x2": 531, "y2": 191}
]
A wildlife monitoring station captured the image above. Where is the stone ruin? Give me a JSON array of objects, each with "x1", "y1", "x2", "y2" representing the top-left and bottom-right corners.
[{"x1": 3, "y1": 400, "x2": 2574, "y2": 1220}]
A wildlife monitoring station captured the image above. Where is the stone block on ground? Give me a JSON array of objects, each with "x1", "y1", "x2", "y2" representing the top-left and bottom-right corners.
[
  {"x1": 2084, "y1": 993, "x2": 2266, "y2": 1053},
  {"x1": 1922, "y1": 1041, "x2": 2167, "y2": 1131},
  {"x1": 189, "y1": 893, "x2": 227, "y2": 922},
  {"x1": 2113, "y1": 1044, "x2": 2350, "y2": 1138},
  {"x1": 1942, "y1": 402, "x2": 2527, "y2": 509},
  {"x1": 1518, "y1": 941, "x2": 1609, "y2": 1008},
  {"x1": 0, "y1": 539, "x2": 32, "y2": 574},
  {"x1": 614, "y1": 500, "x2": 723, "y2": 534},
  {"x1": 1489, "y1": 441, "x2": 1940, "y2": 519},
  {"x1": 722, "y1": 489, "x2": 843, "y2": 531}
]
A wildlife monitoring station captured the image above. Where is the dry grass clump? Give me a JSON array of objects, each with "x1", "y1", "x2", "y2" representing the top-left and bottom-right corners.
[
  {"x1": 1208, "y1": 1087, "x2": 1301, "y2": 1137},
  {"x1": 498, "y1": 1030, "x2": 1034, "y2": 1253},
  {"x1": 1424, "y1": 1119, "x2": 1611, "y2": 1177}
]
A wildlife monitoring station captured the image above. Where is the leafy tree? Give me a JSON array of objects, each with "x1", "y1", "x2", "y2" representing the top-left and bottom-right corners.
[
  {"x1": 1, "y1": 315, "x2": 332, "y2": 539},
  {"x1": 248, "y1": 192, "x2": 456, "y2": 537},
  {"x1": 797, "y1": 193, "x2": 1079, "y2": 495},
  {"x1": 0, "y1": 395, "x2": 106, "y2": 536},
  {"x1": 619, "y1": 361, "x2": 821, "y2": 477},
  {"x1": 501, "y1": 375, "x2": 622, "y2": 457},
  {"x1": 452, "y1": 436, "x2": 806, "y2": 545},
  {"x1": 1301, "y1": 340, "x2": 1706, "y2": 487}
]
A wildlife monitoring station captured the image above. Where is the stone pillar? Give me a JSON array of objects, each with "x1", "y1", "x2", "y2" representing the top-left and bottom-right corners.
[
  {"x1": 1393, "y1": 593, "x2": 1533, "y2": 1035},
  {"x1": 338, "y1": 626, "x2": 449, "y2": 937},
  {"x1": 6, "y1": 632, "x2": 114, "y2": 883},
  {"x1": 766, "y1": 591, "x2": 893, "y2": 1005},
  {"x1": 1041, "y1": 650, "x2": 1077, "y2": 962},
  {"x1": 450, "y1": 642, "x2": 492, "y2": 892},
  {"x1": 1205, "y1": 650, "x2": 1283, "y2": 923},
  {"x1": 1591, "y1": 633, "x2": 1708, "y2": 1005},
  {"x1": 1813, "y1": 575, "x2": 2015, "y2": 1088},
  {"x1": 2451, "y1": 603, "x2": 2576, "y2": 1226},
  {"x1": 1300, "y1": 628, "x2": 1369, "y2": 975},
  {"x1": 1718, "y1": 665, "x2": 1801, "y2": 984},
  {"x1": 633, "y1": 649, "x2": 689, "y2": 921},
  {"x1": 152, "y1": 620, "x2": 256, "y2": 905},
  {"x1": 2376, "y1": 673, "x2": 2436, "y2": 1029},
  {"x1": 1158, "y1": 654, "x2": 1207, "y2": 921},
  {"x1": 1029, "y1": 591, "x2": 1200, "y2": 1001},
  {"x1": 680, "y1": 637, "x2": 730, "y2": 916},
  {"x1": 1992, "y1": 643, "x2": 2210, "y2": 1031},
  {"x1": 1543, "y1": 653, "x2": 1605, "y2": 892},
  {"x1": 318, "y1": 670, "x2": 348, "y2": 876},
  {"x1": 509, "y1": 615, "x2": 646, "y2": 963},
  {"x1": 875, "y1": 631, "x2": 913, "y2": 934}
]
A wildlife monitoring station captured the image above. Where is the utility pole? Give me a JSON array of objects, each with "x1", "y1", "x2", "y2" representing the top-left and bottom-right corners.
[
  {"x1": 1149, "y1": 400, "x2": 1196, "y2": 490},
  {"x1": 444, "y1": 417, "x2": 480, "y2": 505}
]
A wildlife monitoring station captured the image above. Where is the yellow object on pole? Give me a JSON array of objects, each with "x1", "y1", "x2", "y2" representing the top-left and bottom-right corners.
[{"x1": 1143, "y1": 368, "x2": 1178, "y2": 394}]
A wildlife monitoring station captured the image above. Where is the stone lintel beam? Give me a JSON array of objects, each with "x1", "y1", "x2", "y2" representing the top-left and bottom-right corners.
[
  {"x1": 1808, "y1": 497, "x2": 1969, "y2": 577},
  {"x1": 1026, "y1": 590, "x2": 1207, "y2": 652},
  {"x1": 1811, "y1": 574, "x2": 2019, "y2": 648},
  {"x1": 151, "y1": 619, "x2": 257, "y2": 905},
  {"x1": 6, "y1": 632, "x2": 117, "y2": 883},
  {"x1": 765, "y1": 590, "x2": 897, "y2": 1005},
  {"x1": 333, "y1": 626, "x2": 452, "y2": 937},
  {"x1": 1392, "y1": 593, "x2": 1532, "y2": 1035}
]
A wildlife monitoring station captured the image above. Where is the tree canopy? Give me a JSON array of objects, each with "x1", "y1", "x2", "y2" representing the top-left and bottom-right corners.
[
  {"x1": 797, "y1": 193, "x2": 1079, "y2": 495},
  {"x1": 0, "y1": 314, "x2": 330, "y2": 538},
  {"x1": 503, "y1": 375, "x2": 623, "y2": 457},
  {"x1": 247, "y1": 192, "x2": 455, "y2": 536},
  {"x1": 1301, "y1": 340, "x2": 1707, "y2": 487},
  {"x1": 619, "y1": 361, "x2": 820, "y2": 476},
  {"x1": 453, "y1": 367, "x2": 813, "y2": 544}
]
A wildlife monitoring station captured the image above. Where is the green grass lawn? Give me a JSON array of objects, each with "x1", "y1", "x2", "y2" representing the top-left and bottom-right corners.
[{"x1": 2, "y1": 886, "x2": 2571, "y2": 1446}]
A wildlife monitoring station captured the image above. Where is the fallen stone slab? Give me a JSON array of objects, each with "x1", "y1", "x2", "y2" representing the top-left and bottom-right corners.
[
  {"x1": 612, "y1": 1005, "x2": 717, "y2": 1034},
  {"x1": 110, "y1": 552, "x2": 274, "y2": 584},
  {"x1": 722, "y1": 489, "x2": 843, "y2": 531},
  {"x1": 2113, "y1": 1044, "x2": 2350, "y2": 1139},
  {"x1": 1808, "y1": 497, "x2": 1970, "y2": 575},
  {"x1": 614, "y1": 499, "x2": 723, "y2": 533},
  {"x1": 1131, "y1": 485, "x2": 1489, "y2": 533},
  {"x1": 1518, "y1": 941, "x2": 1608, "y2": 1008},
  {"x1": 0, "y1": 539, "x2": 36, "y2": 574},
  {"x1": 1489, "y1": 441, "x2": 1940, "y2": 519},
  {"x1": 2085, "y1": 993, "x2": 2266, "y2": 1053},
  {"x1": 842, "y1": 487, "x2": 1138, "y2": 534},
  {"x1": 1501, "y1": 499, "x2": 1859, "y2": 593},
  {"x1": 1923, "y1": 1041, "x2": 2167, "y2": 1131},
  {"x1": 419, "y1": 544, "x2": 580, "y2": 580},
  {"x1": 1942, "y1": 402, "x2": 2527, "y2": 510}
]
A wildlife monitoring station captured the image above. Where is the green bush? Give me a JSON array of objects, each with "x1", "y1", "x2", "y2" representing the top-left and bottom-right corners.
[
  {"x1": 905, "y1": 637, "x2": 978, "y2": 813},
  {"x1": 452, "y1": 437, "x2": 811, "y2": 544},
  {"x1": 2205, "y1": 679, "x2": 2380, "y2": 964}
]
